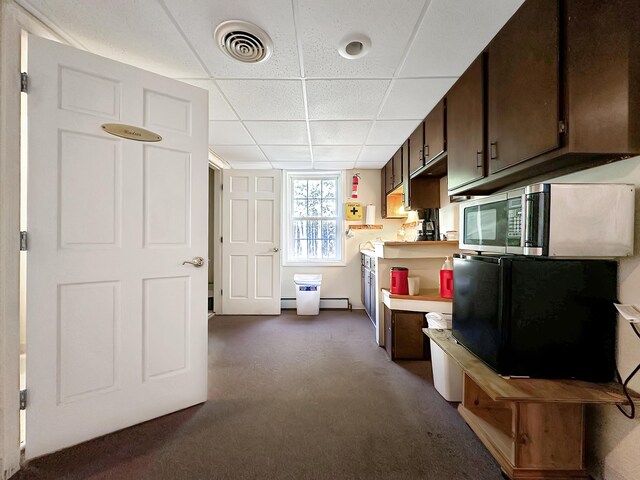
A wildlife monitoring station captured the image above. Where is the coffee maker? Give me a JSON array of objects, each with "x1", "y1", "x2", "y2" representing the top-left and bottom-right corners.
[{"x1": 416, "y1": 208, "x2": 439, "y2": 241}]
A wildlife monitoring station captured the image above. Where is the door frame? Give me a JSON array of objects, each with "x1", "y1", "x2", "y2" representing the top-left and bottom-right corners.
[{"x1": 208, "y1": 153, "x2": 224, "y2": 314}]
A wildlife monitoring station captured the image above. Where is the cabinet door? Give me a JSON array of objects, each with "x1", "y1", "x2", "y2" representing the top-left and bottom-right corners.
[
  {"x1": 402, "y1": 140, "x2": 411, "y2": 209},
  {"x1": 392, "y1": 148, "x2": 402, "y2": 190},
  {"x1": 409, "y1": 122, "x2": 425, "y2": 176},
  {"x1": 393, "y1": 311, "x2": 426, "y2": 359},
  {"x1": 488, "y1": 0, "x2": 560, "y2": 174},
  {"x1": 384, "y1": 160, "x2": 393, "y2": 194},
  {"x1": 447, "y1": 55, "x2": 485, "y2": 191},
  {"x1": 364, "y1": 268, "x2": 371, "y2": 318},
  {"x1": 424, "y1": 99, "x2": 446, "y2": 163},
  {"x1": 360, "y1": 263, "x2": 366, "y2": 307},
  {"x1": 384, "y1": 306, "x2": 393, "y2": 358},
  {"x1": 369, "y1": 270, "x2": 376, "y2": 323}
]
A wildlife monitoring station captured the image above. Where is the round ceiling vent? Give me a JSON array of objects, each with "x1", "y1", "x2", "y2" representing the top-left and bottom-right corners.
[
  {"x1": 338, "y1": 34, "x2": 371, "y2": 60},
  {"x1": 214, "y1": 20, "x2": 273, "y2": 64}
]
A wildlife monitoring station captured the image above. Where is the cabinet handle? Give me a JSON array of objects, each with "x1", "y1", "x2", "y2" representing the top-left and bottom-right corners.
[
  {"x1": 419, "y1": 149, "x2": 423, "y2": 161},
  {"x1": 424, "y1": 144, "x2": 429, "y2": 158},
  {"x1": 490, "y1": 142, "x2": 498, "y2": 160},
  {"x1": 476, "y1": 151, "x2": 483, "y2": 168}
]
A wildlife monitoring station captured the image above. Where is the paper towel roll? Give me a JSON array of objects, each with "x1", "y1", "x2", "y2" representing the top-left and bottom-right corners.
[{"x1": 365, "y1": 204, "x2": 376, "y2": 225}]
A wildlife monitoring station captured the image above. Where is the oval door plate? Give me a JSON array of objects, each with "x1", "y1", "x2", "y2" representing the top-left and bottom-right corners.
[{"x1": 101, "y1": 123, "x2": 162, "y2": 142}]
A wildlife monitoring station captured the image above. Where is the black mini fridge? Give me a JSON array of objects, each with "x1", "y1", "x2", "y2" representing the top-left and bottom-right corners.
[{"x1": 452, "y1": 255, "x2": 618, "y2": 382}]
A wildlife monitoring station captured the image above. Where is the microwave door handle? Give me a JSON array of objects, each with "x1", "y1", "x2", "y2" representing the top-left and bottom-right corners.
[{"x1": 520, "y1": 194, "x2": 527, "y2": 248}]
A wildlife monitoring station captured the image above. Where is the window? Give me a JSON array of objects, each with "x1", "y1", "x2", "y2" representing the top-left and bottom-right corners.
[{"x1": 284, "y1": 172, "x2": 344, "y2": 265}]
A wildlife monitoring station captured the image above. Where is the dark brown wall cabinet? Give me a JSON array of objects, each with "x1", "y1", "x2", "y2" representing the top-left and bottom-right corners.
[
  {"x1": 392, "y1": 148, "x2": 403, "y2": 191},
  {"x1": 408, "y1": 122, "x2": 425, "y2": 176},
  {"x1": 424, "y1": 99, "x2": 446, "y2": 164},
  {"x1": 447, "y1": 54, "x2": 485, "y2": 191},
  {"x1": 384, "y1": 306, "x2": 429, "y2": 360},
  {"x1": 447, "y1": 0, "x2": 640, "y2": 195}
]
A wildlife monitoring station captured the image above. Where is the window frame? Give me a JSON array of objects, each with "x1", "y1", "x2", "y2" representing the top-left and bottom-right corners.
[{"x1": 282, "y1": 171, "x2": 346, "y2": 267}]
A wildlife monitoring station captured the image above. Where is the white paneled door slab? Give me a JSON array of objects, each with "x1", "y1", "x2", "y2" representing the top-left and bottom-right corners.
[
  {"x1": 25, "y1": 35, "x2": 208, "y2": 459},
  {"x1": 222, "y1": 171, "x2": 281, "y2": 314}
]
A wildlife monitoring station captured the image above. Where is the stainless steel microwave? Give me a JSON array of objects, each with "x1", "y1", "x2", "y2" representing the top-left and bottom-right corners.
[{"x1": 458, "y1": 183, "x2": 635, "y2": 256}]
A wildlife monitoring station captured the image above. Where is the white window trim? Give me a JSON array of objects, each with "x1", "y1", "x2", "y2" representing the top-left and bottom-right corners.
[{"x1": 282, "y1": 170, "x2": 346, "y2": 267}]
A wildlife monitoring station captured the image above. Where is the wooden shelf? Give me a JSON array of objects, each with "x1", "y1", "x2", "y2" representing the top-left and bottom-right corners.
[
  {"x1": 349, "y1": 224, "x2": 383, "y2": 230},
  {"x1": 423, "y1": 328, "x2": 640, "y2": 404}
]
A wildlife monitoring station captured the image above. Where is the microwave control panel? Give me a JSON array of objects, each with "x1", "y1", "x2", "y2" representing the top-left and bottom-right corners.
[{"x1": 506, "y1": 197, "x2": 522, "y2": 245}]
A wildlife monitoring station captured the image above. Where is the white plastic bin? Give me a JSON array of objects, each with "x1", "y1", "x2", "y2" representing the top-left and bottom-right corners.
[
  {"x1": 294, "y1": 274, "x2": 322, "y2": 315},
  {"x1": 426, "y1": 312, "x2": 463, "y2": 402}
]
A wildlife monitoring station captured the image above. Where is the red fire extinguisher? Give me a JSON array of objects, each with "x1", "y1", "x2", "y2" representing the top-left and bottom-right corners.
[{"x1": 351, "y1": 174, "x2": 360, "y2": 199}]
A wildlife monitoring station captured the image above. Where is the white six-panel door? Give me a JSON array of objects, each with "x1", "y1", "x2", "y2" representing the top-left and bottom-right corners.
[
  {"x1": 222, "y1": 171, "x2": 281, "y2": 314},
  {"x1": 25, "y1": 35, "x2": 208, "y2": 459}
]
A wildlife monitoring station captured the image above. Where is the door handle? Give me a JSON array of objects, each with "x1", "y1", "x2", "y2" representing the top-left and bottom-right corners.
[
  {"x1": 490, "y1": 142, "x2": 498, "y2": 160},
  {"x1": 476, "y1": 151, "x2": 483, "y2": 168},
  {"x1": 182, "y1": 256, "x2": 205, "y2": 267},
  {"x1": 272, "y1": 247, "x2": 280, "y2": 252}
]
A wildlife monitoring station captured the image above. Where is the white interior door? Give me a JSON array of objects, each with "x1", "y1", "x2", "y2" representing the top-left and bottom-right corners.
[
  {"x1": 25, "y1": 35, "x2": 208, "y2": 459},
  {"x1": 222, "y1": 170, "x2": 281, "y2": 314}
]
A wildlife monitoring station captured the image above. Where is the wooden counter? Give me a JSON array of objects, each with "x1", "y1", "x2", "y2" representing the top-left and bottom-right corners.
[
  {"x1": 381, "y1": 288, "x2": 452, "y2": 314},
  {"x1": 423, "y1": 328, "x2": 640, "y2": 480},
  {"x1": 372, "y1": 240, "x2": 461, "y2": 259}
]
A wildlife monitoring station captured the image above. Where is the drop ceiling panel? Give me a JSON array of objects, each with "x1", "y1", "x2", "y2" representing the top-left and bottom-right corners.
[
  {"x1": 297, "y1": 0, "x2": 428, "y2": 78},
  {"x1": 271, "y1": 161, "x2": 313, "y2": 170},
  {"x1": 312, "y1": 146, "x2": 361, "y2": 163},
  {"x1": 210, "y1": 145, "x2": 268, "y2": 164},
  {"x1": 355, "y1": 161, "x2": 387, "y2": 168},
  {"x1": 358, "y1": 145, "x2": 400, "y2": 163},
  {"x1": 208, "y1": 122, "x2": 255, "y2": 145},
  {"x1": 162, "y1": 0, "x2": 301, "y2": 78},
  {"x1": 306, "y1": 80, "x2": 390, "y2": 120},
  {"x1": 227, "y1": 162, "x2": 273, "y2": 170},
  {"x1": 17, "y1": 0, "x2": 207, "y2": 78},
  {"x1": 180, "y1": 79, "x2": 238, "y2": 120},
  {"x1": 244, "y1": 121, "x2": 308, "y2": 145},
  {"x1": 309, "y1": 121, "x2": 372, "y2": 145},
  {"x1": 261, "y1": 146, "x2": 311, "y2": 163},
  {"x1": 366, "y1": 121, "x2": 420, "y2": 145},
  {"x1": 399, "y1": 0, "x2": 525, "y2": 77},
  {"x1": 217, "y1": 80, "x2": 306, "y2": 120},
  {"x1": 314, "y1": 161, "x2": 356, "y2": 170},
  {"x1": 378, "y1": 78, "x2": 455, "y2": 120}
]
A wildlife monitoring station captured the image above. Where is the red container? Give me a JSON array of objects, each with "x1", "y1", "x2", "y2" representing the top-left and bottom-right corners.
[
  {"x1": 440, "y1": 269, "x2": 454, "y2": 299},
  {"x1": 390, "y1": 267, "x2": 409, "y2": 295}
]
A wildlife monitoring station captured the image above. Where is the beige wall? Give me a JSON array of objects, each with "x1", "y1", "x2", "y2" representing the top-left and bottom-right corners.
[
  {"x1": 280, "y1": 169, "x2": 404, "y2": 308},
  {"x1": 550, "y1": 156, "x2": 640, "y2": 480}
]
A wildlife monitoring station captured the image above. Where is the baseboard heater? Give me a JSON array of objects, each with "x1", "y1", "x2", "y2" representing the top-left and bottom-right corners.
[{"x1": 281, "y1": 297, "x2": 352, "y2": 310}]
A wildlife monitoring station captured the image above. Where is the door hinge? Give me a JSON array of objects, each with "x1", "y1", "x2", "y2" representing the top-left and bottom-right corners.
[
  {"x1": 220, "y1": 237, "x2": 223, "y2": 243},
  {"x1": 19, "y1": 389, "x2": 27, "y2": 410},
  {"x1": 221, "y1": 184, "x2": 223, "y2": 191},
  {"x1": 20, "y1": 231, "x2": 28, "y2": 251},
  {"x1": 221, "y1": 289, "x2": 223, "y2": 296},
  {"x1": 559, "y1": 120, "x2": 567, "y2": 134},
  {"x1": 20, "y1": 72, "x2": 28, "y2": 93}
]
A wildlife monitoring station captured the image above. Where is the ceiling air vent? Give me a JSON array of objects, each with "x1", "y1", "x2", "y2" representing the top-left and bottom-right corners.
[{"x1": 214, "y1": 20, "x2": 273, "y2": 64}]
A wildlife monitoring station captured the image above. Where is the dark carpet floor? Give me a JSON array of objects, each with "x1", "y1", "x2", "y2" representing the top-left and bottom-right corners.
[{"x1": 16, "y1": 311, "x2": 502, "y2": 480}]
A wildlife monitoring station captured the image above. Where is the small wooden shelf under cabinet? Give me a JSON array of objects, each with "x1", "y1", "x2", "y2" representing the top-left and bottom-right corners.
[{"x1": 423, "y1": 328, "x2": 640, "y2": 480}]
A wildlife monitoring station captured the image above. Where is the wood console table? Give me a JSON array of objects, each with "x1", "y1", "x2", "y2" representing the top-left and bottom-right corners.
[{"x1": 423, "y1": 328, "x2": 640, "y2": 480}]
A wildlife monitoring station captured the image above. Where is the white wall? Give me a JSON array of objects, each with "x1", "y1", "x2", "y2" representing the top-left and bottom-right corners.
[
  {"x1": 550, "y1": 156, "x2": 640, "y2": 480},
  {"x1": 280, "y1": 169, "x2": 404, "y2": 308}
]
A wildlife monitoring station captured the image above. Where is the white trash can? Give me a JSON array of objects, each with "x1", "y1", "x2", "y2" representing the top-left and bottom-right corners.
[
  {"x1": 294, "y1": 274, "x2": 322, "y2": 315},
  {"x1": 426, "y1": 312, "x2": 463, "y2": 402}
]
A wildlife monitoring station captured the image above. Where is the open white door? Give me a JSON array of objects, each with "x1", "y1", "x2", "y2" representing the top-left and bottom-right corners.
[
  {"x1": 221, "y1": 170, "x2": 281, "y2": 314},
  {"x1": 25, "y1": 35, "x2": 208, "y2": 459}
]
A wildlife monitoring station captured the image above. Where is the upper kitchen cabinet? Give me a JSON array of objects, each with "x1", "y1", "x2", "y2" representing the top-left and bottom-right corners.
[
  {"x1": 391, "y1": 148, "x2": 403, "y2": 191},
  {"x1": 384, "y1": 158, "x2": 393, "y2": 194},
  {"x1": 447, "y1": 54, "x2": 485, "y2": 191},
  {"x1": 448, "y1": 0, "x2": 640, "y2": 195},
  {"x1": 487, "y1": 0, "x2": 560, "y2": 174},
  {"x1": 402, "y1": 140, "x2": 411, "y2": 209},
  {"x1": 408, "y1": 122, "x2": 425, "y2": 177},
  {"x1": 424, "y1": 99, "x2": 446, "y2": 165}
]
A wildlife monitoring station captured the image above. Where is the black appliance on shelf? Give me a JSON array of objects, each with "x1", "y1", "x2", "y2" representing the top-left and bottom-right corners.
[
  {"x1": 452, "y1": 254, "x2": 617, "y2": 382},
  {"x1": 416, "y1": 208, "x2": 439, "y2": 241}
]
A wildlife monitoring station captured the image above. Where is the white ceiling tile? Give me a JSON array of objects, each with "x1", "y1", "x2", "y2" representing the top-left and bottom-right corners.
[
  {"x1": 399, "y1": 0, "x2": 524, "y2": 77},
  {"x1": 228, "y1": 162, "x2": 274, "y2": 170},
  {"x1": 180, "y1": 79, "x2": 238, "y2": 120},
  {"x1": 358, "y1": 145, "x2": 401, "y2": 163},
  {"x1": 208, "y1": 122, "x2": 255, "y2": 145},
  {"x1": 272, "y1": 162, "x2": 313, "y2": 170},
  {"x1": 378, "y1": 78, "x2": 455, "y2": 120},
  {"x1": 313, "y1": 161, "x2": 356, "y2": 170},
  {"x1": 366, "y1": 121, "x2": 419, "y2": 145},
  {"x1": 210, "y1": 145, "x2": 269, "y2": 164},
  {"x1": 244, "y1": 121, "x2": 308, "y2": 145},
  {"x1": 261, "y1": 146, "x2": 312, "y2": 163},
  {"x1": 355, "y1": 161, "x2": 387, "y2": 169},
  {"x1": 306, "y1": 80, "x2": 390, "y2": 120},
  {"x1": 217, "y1": 80, "x2": 306, "y2": 120},
  {"x1": 297, "y1": 0, "x2": 427, "y2": 78},
  {"x1": 309, "y1": 121, "x2": 372, "y2": 145},
  {"x1": 312, "y1": 146, "x2": 361, "y2": 163},
  {"x1": 17, "y1": 0, "x2": 207, "y2": 78},
  {"x1": 163, "y1": 0, "x2": 301, "y2": 78}
]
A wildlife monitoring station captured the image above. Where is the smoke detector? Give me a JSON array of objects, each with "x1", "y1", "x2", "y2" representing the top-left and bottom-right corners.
[
  {"x1": 338, "y1": 35, "x2": 371, "y2": 60},
  {"x1": 214, "y1": 20, "x2": 273, "y2": 64}
]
